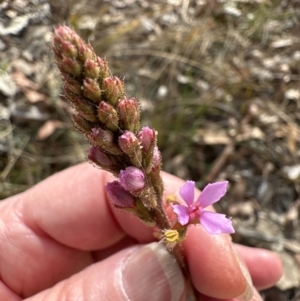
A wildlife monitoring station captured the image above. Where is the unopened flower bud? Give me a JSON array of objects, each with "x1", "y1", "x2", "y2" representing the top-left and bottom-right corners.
[
  {"x1": 69, "y1": 96, "x2": 97, "y2": 122},
  {"x1": 120, "y1": 167, "x2": 145, "y2": 191},
  {"x1": 152, "y1": 146, "x2": 161, "y2": 169},
  {"x1": 54, "y1": 39, "x2": 78, "y2": 58},
  {"x1": 138, "y1": 127, "x2": 157, "y2": 173},
  {"x1": 88, "y1": 146, "x2": 114, "y2": 169},
  {"x1": 83, "y1": 78, "x2": 101, "y2": 102},
  {"x1": 118, "y1": 131, "x2": 142, "y2": 166},
  {"x1": 90, "y1": 127, "x2": 111, "y2": 143},
  {"x1": 89, "y1": 127, "x2": 122, "y2": 155},
  {"x1": 106, "y1": 181, "x2": 135, "y2": 208},
  {"x1": 118, "y1": 131, "x2": 139, "y2": 155},
  {"x1": 148, "y1": 150, "x2": 163, "y2": 196},
  {"x1": 72, "y1": 114, "x2": 94, "y2": 133},
  {"x1": 84, "y1": 59, "x2": 100, "y2": 79},
  {"x1": 98, "y1": 101, "x2": 119, "y2": 131},
  {"x1": 53, "y1": 26, "x2": 79, "y2": 58},
  {"x1": 97, "y1": 57, "x2": 110, "y2": 80},
  {"x1": 64, "y1": 75, "x2": 82, "y2": 96},
  {"x1": 60, "y1": 55, "x2": 82, "y2": 77},
  {"x1": 102, "y1": 76, "x2": 125, "y2": 106},
  {"x1": 77, "y1": 42, "x2": 95, "y2": 62},
  {"x1": 54, "y1": 26, "x2": 77, "y2": 45},
  {"x1": 138, "y1": 127, "x2": 155, "y2": 151},
  {"x1": 117, "y1": 98, "x2": 140, "y2": 132}
]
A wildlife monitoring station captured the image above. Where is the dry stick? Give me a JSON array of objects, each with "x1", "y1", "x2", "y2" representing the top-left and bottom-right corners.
[
  {"x1": 205, "y1": 105, "x2": 256, "y2": 183},
  {"x1": 205, "y1": 142, "x2": 234, "y2": 183},
  {"x1": 0, "y1": 136, "x2": 30, "y2": 182}
]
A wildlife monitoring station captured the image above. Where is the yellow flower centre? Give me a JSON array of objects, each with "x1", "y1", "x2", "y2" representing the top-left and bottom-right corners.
[{"x1": 164, "y1": 229, "x2": 179, "y2": 243}]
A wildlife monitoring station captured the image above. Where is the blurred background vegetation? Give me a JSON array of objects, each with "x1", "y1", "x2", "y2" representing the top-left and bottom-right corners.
[{"x1": 0, "y1": 0, "x2": 300, "y2": 299}]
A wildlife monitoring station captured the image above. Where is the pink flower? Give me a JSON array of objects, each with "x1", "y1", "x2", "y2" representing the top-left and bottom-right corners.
[{"x1": 172, "y1": 181, "x2": 234, "y2": 235}]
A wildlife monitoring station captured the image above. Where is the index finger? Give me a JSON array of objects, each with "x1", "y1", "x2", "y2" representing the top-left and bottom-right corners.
[
  {"x1": 0, "y1": 162, "x2": 151, "y2": 298},
  {"x1": 13, "y1": 162, "x2": 131, "y2": 251}
]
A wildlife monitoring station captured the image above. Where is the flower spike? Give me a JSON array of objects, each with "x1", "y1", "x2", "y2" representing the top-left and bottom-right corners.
[{"x1": 53, "y1": 26, "x2": 220, "y2": 300}]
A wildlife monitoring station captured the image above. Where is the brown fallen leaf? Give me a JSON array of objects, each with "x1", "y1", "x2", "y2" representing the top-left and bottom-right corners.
[
  {"x1": 23, "y1": 88, "x2": 46, "y2": 103},
  {"x1": 36, "y1": 120, "x2": 65, "y2": 141},
  {"x1": 12, "y1": 71, "x2": 46, "y2": 103},
  {"x1": 12, "y1": 70, "x2": 39, "y2": 90}
]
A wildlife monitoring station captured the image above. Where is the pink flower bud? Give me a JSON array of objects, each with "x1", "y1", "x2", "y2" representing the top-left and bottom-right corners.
[
  {"x1": 117, "y1": 98, "x2": 140, "y2": 132},
  {"x1": 118, "y1": 131, "x2": 140, "y2": 155},
  {"x1": 83, "y1": 78, "x2": 101, "y2": 102},
  {"x1": 88, "y1": 146, "x2": 114, "y2": 169},
  {"x1": 118, "y1": 131, "x2": 143, "y2": 167},
  {"x1": 70, "y1": 96, "x2": 97, "y2": 122},
  {"x1": 54, "y1": 26, "x2": 76, "y2": 44},
  {"x1": 97, "y1": 57, "x2": 110, "y2": 79},
  {"x1": 89, "y1": 127, "x2": 122, "y2": 155},
  {"x1": 91, "y1": 127, "x2": 113, "y2": 143},
  {"x1": 77, "y1": 42, "x2": 95, "y2": 61},
  {"x1": 106, "y1": 181, "x2": 135, "y2": 208},
  {"x1": 102, "y1": 76, "x2": 125, "y2": 106},
  {"x1": 53, "y1": 26, "x2": 79, "y2": 58},
  {"x1": 53, "y1": 38, "x2": 78, "y2": 58},
  {"x1": 61, "y1": 55, "x2": 82, "y2": 77},
  {"x1": 120, "y1": 167, "x2": 145, "y2": 191},
  {"x1": 72, "y1": 114, "x2": 93, "y2": 133},
  {"x1": 152, "y1": 146, "x2": 161, "y2": 168},
  {"x1": 138, "y1": 127, "x2": 155, "y2": 151},
  {"x1": 98, "y1": 101, "x2": 119, "y2": 131},
  {"x1": 84, "y1": 59, "x2": 100, "y2": 79},
  {"x1": 64, "y1": 75, "x2": 82, "y2": 96}
]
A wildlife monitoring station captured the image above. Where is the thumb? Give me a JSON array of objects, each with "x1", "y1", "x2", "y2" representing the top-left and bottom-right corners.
[{"x1": 25, "y1": 243, "x2": 186, "y2": 301}]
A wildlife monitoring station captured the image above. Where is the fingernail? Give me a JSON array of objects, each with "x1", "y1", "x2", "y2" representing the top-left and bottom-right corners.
[
  {"x1": 234, "y1": 289, "x2": 263, "y2": 301},
  {"x1": 252, "y1": 289, "x2": 263, "y2": 301},
  {"x1": 232, "y1": 246, "x2": 254, "y2": 301},
  {"x1": 121, "y1": 242, "x2": 185, "y2": 301}
]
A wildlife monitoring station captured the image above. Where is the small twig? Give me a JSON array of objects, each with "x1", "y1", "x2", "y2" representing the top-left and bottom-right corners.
[
  {"x1": 236, "y1": 226, "x2": 300, "y2": 253},
  {"x1": 205, "y1": 142, "x2": 234, "y2": 183},
  {"x1": 0, "y1": 136, "x2": 30, "y2": 182}
]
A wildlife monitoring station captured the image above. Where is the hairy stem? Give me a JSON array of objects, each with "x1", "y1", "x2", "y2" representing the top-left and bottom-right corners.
[{"x1": 154, "y1": 199, "x2": 197, "y2": 301}]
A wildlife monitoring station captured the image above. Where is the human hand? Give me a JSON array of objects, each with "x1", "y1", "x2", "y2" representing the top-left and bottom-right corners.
[{"x1": 0, "y1": 163, "x2": 282, "y2": 301}]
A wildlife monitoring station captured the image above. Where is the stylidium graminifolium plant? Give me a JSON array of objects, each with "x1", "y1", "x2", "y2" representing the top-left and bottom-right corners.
[{"x1": 52, "y1": 25, "x2": 234, "y2": 300}]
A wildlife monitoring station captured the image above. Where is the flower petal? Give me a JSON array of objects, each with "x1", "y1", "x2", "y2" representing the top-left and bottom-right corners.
[
  {"x1": 179, "y1": 180, "x2": 195, "y2": 205},
  {"x1": 199, "y1": 211, "x2": 235, "y2": 234},
  {"x1": 196, "y1": 181, "x2": 228, "y2": 208},
  {"x1": 172, "y1": 204, "x2": 190, "y2": 225}
]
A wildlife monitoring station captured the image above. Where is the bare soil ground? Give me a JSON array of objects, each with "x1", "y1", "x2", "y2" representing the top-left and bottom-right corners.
[{"x1": 0, "y1": 0, "x2": 300, "y2": 299}]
